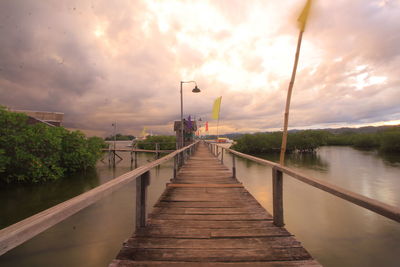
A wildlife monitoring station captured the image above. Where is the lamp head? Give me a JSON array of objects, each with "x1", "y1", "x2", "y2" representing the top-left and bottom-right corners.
[{"x1": 192, "y1": 86, "x2": 201, "y2": 93}]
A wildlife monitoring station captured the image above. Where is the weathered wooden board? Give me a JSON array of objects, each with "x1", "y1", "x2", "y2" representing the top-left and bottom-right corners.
[
  {"x1": 134, "y1": 227, "x2": 291, "y2": 238},
  {"x1": 111, "y1": 143, "x2": 320, "y2": 266},
  {"x1": 147, "y1": 219, "x2": 274, "y2": 229},
  {"x1": 110, "y1": 259, "x2": 321, "y2": 266},
  {"x1": 151, "y1": 207, "x2": 267, "y2": 215},
  {"x1": 116, "y1": 247, "x2": 312, "y2": 262},
  {"x1": 149, "y1": 213, "x2": 273, "y2": 221},
  {"x1": 124, "y1": 236, "x2": 302, "y2": 249}
]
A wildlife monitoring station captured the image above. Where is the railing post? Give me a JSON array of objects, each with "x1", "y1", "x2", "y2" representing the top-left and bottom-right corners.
[
  {"x1": 156, "y1": 143, "x2": 160, "y2": 159},
  {"x1": 221, "y1": 148, "x2": 224, "y2": 164},
  {"x1": 134, "y1": 151, "x2": 138, "y2": 168},
  {"x1": 173, "y1": 154, "x2": 177, "y2": 179},
  {"x1": 272, "y1": 167, "x2": 284, "y2": 227},
  {"x1": 232, "y1": 154, "x2": 236, "y2": 179},
  {"x1": 180, "y1": 151, "x2": 184, "y2": 166},
  {"x1": 136, "y1": 171, "x2": 150, "y2": 229}
]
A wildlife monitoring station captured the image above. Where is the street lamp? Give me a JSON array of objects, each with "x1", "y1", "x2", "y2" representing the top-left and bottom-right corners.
[{"x1": 180, "y1": 81, "x2": 201, "y2": 148}]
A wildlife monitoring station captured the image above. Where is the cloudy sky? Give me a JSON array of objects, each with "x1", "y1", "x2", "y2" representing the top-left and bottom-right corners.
[{"x1": 1, "y1": 0, "x2": 399, "y2": 137}]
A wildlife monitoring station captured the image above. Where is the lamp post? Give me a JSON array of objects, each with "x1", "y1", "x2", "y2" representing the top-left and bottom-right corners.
[{"x1": 180, "y1": 81, "x2": 201, "y2": 148}]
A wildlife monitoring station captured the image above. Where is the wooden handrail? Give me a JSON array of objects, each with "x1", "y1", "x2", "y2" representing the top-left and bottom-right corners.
[
  {"x1": 0, "y1": 141, "x2": 199, "y2": 256},
  {"x1": 208, "y1": 142, "x2": 400, "y2": 224}
]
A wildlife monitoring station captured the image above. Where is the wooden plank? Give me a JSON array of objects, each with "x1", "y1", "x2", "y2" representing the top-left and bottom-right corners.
[
  {"x1": 110, "y1": 259, "x2": 321, "y2": 266},
  {"x1": 134, "y1": 227, "x2": 290, "y2": 238},
  {"x1": 123, "y1": 236, "x2": 302, "y2": 249},
  {"x1": 147, "y1": 219, "x2": 274, "y2": 228},
  {"x1": 210, "y1": 228, "x2": 292, "y2": 238},
  {"x1": 149, "y1": 213, "x2": 273, "y2": 221},
  {"x1": 167, "y1": 183, "x2": 243, "y2": 188},
  {"x1": 155, "y1": 201, "x2": 256, "y2": 208},
  {"x1": 115, "y1": 247, "x2": 312, "y2": 262},
  {"x1": 151, "y1": 207, "x2": 268, "y2": 215},
  {"x1": 135, "y1": 227, "x2": 211, "y2": 238}
]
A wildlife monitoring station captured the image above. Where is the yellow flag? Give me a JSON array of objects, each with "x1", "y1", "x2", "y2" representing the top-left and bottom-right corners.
[
  {"x1": 298, "y1": 0, "x2": 312, "y2": 32},
  {"x1": 141, "y1": 127, "x2": 147, "y2": 137},
  {"x1": 212, "y1": 96, "x2": 222, "y2": 120}
]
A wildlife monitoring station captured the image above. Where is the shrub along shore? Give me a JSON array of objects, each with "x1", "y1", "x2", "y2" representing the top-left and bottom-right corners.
[
  {"x1": 137, "y1": 135, "x2": 176, "y2": 150},
  {"x1": 232, "y1": 128, "x2": 400, "y2": 154},
  {"x1": 0, "y1": 107, "x2": 106, "y2": 184}
]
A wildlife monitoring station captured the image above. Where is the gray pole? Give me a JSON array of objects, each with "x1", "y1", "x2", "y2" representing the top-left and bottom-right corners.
[
  {"x1": 180, "y1": 81, "x2": 183, "y2": 149},
  {"x1": 113, "y1": 122, "x2": 116, "y2": 151}
]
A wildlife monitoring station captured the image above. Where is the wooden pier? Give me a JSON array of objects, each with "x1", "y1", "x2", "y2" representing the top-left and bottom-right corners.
[{"x1": 110, "y1": 143, "x2": 320, "y2": 266}]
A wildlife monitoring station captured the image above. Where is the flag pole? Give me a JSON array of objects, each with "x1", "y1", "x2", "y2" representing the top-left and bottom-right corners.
[
  {"x1": 217, "y1": 97, "x2": 222, "y2": 141},
  {"x1": 279, "y1": 0, "x2": 311, "y2": 166},
  {"x1": 217, "y1": 117, "x2": 220, "y2": 141},
  {"x1": 279, "y1": 30, "x2": 304, "y2": 165}
]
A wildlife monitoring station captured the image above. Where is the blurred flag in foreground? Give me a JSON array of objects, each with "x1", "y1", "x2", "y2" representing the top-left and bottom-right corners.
[{"x1": 298, "y1": 0, "x2": 312, "y2": 32}]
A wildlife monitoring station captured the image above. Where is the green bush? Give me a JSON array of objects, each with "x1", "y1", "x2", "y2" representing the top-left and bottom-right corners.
[
  {"x1": 137, "y1": 135, "x2": 176, "y2": 150},
  {"x1": 326, "y1": 132, "x2": 356, "y2": 146},
  {"x1": 232, "y1": 127, "x2": 400, "y2": 155},
  {"x1": 0, "y1": 107, "x2": 106, "y2": 184},
  {"x1": 105, "y1": 133, "x2": 135, "y2": 141},
  {"x1": 232, "y1": 130, "x2": 332, "y2": 154},
  {"x1": 352, "y1": 133, "x2": 380, "y2": 149},
  {"x1": 379, "y1": 129, "x2": 400, "y2": 152}
]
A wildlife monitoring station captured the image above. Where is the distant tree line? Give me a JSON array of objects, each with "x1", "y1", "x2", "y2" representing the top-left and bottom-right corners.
[
  {"x1": 232, "y1": 127, "x2": 400, "y2": 154},
  {"x1": 0, "y1": 107, "x2": 106, "y2": 184},
  {"x1": 105, "y1": 133, "x2": 135, "y2": 141},
  {"x1": 137, "y1": 135, "x2": 176, "y2": 150}
]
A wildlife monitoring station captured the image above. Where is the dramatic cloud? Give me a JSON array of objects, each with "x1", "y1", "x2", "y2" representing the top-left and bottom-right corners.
[{"x1": 1, "y1": 0, "x2": 399, "y2": 136}]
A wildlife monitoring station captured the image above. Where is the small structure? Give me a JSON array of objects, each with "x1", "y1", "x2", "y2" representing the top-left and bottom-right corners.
[
  {"x1": 12, "y1": 109, "x2": 64, "y2": 127},
  {"x1": 174, "y1": 119, "x2": 197, "y2": 148}
]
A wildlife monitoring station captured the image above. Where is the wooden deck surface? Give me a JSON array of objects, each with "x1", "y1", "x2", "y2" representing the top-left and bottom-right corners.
[
  {"x1": 103, "y1": 148, "x2": 175, "y2": 153},
  {"x1": 110, "y1": 143, "x2": 320, "y2": 266}
]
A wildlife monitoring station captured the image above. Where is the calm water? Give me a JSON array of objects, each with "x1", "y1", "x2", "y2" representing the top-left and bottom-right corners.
[{"x1": 0, "y1": 143, "x2": 399, "y2": 266}]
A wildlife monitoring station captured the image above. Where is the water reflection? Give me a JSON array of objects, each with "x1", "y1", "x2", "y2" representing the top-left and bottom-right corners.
[
  {"x1": 254, "y1": 151, "x2": 329, "y2": 172},
  {"x1": 378, "y1": 151, "x2": 400, "y2": 166},
  {"x1": 1, "y1": 144, "x2": 399, "y2": 267},
  {"x1": 0, "y1": 141, "x2": 173, "y2": 267},
  {"x1": 223, "y1": 146, "x2": 400, "y2": 267},
  {"x1": 0, "y1": 169, "x2": 100, "y2": 228}
]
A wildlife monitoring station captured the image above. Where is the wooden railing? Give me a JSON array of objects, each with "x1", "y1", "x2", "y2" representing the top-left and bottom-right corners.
[
  {"x1": 207, "y1": 142, "x2": 400, "y2": 226},
  {"x1": 0, "y1": 141, "x2": 199, "y2": 256}
]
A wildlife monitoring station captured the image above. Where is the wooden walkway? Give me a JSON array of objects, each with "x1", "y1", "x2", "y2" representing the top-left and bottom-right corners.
[{"x1": 110, "y1": 143, "x2": 320, "y2": 266}]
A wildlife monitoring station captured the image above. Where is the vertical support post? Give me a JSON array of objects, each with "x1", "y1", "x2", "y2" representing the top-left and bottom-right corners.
[
  {"x1": 232, "y1": 154, "x2": 236, "y2": 179},
  {"x1": 135, "y1": 151, "x2": 138, "y2": 168},
  {"x1": 181, "y1": 151, "x2": 184, "y2": 166},
  {"x1": 173, "y1": 154, "x2": 177, "y2": 179},
  {"x1": 136, "y1": 171, "x2": 150, "y2": 229},
  {"x1": 272, "y1": 167, "x2": 284, "y2": 227},
  {"x1": 221, "y1": 148, "x2": 224, "y2": 164},
  {"x1": 156, "y1": 143, "x2": 160, "y2": 159},
  {"x1": 216, "y1": 146, "x2": 219, "y2": 158}
]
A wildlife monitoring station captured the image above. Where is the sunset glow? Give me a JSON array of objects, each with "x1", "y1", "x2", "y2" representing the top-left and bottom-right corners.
[{"x1": 0, "y1": 0, "x2": 399, "y2": 136}]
